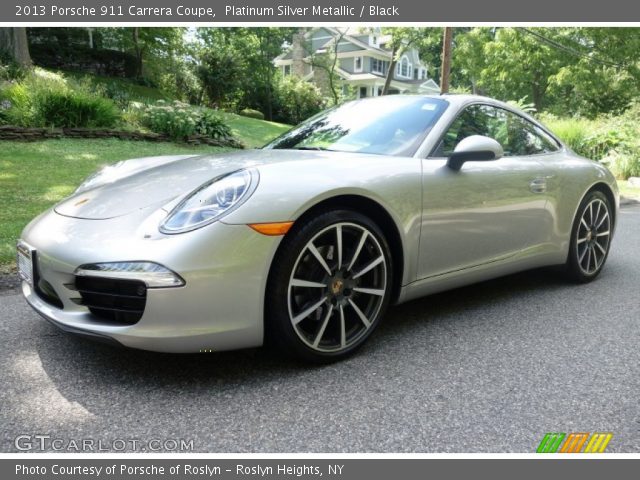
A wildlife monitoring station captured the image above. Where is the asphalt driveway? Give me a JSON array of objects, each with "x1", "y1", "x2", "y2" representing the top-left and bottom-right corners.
[{"x1": 1, "y1": 206, "x2": 639, "y2": 453}]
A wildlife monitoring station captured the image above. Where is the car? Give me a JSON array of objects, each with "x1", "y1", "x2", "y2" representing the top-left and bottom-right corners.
[{"x1": 17, "y1": 94, "x2": 619, "y2": 362}]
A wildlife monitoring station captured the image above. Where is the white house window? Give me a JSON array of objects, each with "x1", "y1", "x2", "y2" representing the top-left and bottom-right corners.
[
  {"x1": 371, "y1": 36, "x2": 378, "y2": 46},
  {"x1": 371, "y1": 58, "x2": 386, "y2": 74},
  {"x1": 354, "y1": 56, "x2": 363, "y2": 72},
  {"x1": 420, "y1": 68, "x2": 427, "y2": 80},
  {"x1": 283, "y1": 65, "x2": 291, "y2": 76},
  {"x1": 396, "y1": 56, "x2": 411, "y2": 78}
]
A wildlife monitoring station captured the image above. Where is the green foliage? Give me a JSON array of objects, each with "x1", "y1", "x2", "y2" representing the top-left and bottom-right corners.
[
  {"x1": 239, "y1": 108, "x2": 265, "y2": 120},
  {"x1": 541, "y1": 111, "x2": 640, "y2": 180},
  {"x1": 0, "y1": 49, "x2": 28, "y2": 82},
  {"x1": 140, "y1": 100, "x2": 232, "y2": 140},
  {"x1": 196, "y1": 28, "x2": 297, "y2": 118},
  {"x1": 0, "y1": 68, "x2": 119, "y2": 128},
  {"x1": 273, "y1": 76, "x2": 325, "y2": 125},
  {"x1": 453, "y1": 27, "x2": 640, "y2": 118},
  {"x1": 36, "y1": 91, "x2": 119, "y2": 128},
  {"x1": 196, "y1": 48, "x2": 244, "y2": 108}
]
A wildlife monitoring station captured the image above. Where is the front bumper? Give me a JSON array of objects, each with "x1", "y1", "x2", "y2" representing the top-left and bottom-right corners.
[{"x1": 19, "y1": 206, "x2": 281, "y2": 353}]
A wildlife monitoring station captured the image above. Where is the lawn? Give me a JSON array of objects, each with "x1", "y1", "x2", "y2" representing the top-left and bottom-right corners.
[{"x1": 0, "y1": 111, "x2": 291, "y2": 272}]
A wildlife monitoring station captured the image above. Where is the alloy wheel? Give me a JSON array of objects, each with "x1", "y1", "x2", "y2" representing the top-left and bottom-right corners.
[
  {"x1": 576, "y1": 198, "x2": 611, "y2": 275},
  {"x1": 287, "y1": 222, "x2": 388, "y2": 353}
]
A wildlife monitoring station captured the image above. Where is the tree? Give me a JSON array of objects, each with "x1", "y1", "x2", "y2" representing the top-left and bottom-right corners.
[
  {"x1": 304, "y1": 28, "x2": 345, "y2": 106},
  {"x1": 0, "y1": 28, "x2": 31, "y2": 67},
  {"x1": 100, "y1": 27, "x2": 186, "y2": 80},
  {"x1": 196, "y1": 27, "x2": 295, "y2": 118},
  {"x1": 380, "y1": 28, "x2": 439, "y2": 95}
]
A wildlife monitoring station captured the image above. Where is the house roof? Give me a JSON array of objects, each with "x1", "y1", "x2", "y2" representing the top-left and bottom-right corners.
[{"x1": 274, "y1": 27, "x2": 394, "y2": 61}]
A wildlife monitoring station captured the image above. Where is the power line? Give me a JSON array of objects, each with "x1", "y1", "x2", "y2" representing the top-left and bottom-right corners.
[{"x1": 518, "y1": 28, "x2": 624, "y2": 69}]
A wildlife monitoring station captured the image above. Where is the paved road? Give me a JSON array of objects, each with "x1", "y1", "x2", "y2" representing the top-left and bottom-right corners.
[{"x1": 1, "y1": 206, "x2": 639, "y2": 453}]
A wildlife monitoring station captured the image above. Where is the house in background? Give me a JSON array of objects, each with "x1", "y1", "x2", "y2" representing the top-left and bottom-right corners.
[{"x1": 274, "y1": 27, "x2": 440, "y2": 99}]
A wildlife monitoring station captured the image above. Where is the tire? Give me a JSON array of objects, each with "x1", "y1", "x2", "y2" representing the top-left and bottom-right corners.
[
  {"x1": 265, "y1": 209, "x2": 394, "y2": 363},
  {"x1": 565, "y1": 190, "x2": 613, "y2": 283}
]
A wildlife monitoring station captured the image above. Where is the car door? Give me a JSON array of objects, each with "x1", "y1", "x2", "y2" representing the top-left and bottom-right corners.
[{"x1": 417, "y1": 104, "x2": 555, "y2": 279}]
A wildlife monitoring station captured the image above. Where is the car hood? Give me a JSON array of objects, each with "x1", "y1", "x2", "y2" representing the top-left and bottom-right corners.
[{"x1": 54, "y1": 149, "x2": 328, "y2": 220}]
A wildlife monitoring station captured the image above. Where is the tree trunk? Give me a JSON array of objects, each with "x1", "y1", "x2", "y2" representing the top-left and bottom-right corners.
[
  {"x1": 132, "y1": 27, "x2": 143, "y2": 78},
  {"x1": 440, "y1": 27, "x2": 453, "y2": 94},
  {"x1": 0, "y1": 27, "x2": 32, "y2": 67},
  {"x1": 381, "y1": 46, "x2": 398, "y2": 95}
]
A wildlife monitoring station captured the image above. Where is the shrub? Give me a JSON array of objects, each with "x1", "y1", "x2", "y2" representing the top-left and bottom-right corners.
[
  {"x1": 140, "y1": 100, "x2": 232, "y2": 140},
  {"x1": 273, "y1": 76, "x2": 325, "y2": 125},
  {"x1": 0, "y1": 68, "x2": 120, "y2": 128},
  {"x1": 239, "y1": 108, "x2": 265, "y2": 120},
  {"x1": 37, "y1": 91, "x2": 119, "y2": 128}
]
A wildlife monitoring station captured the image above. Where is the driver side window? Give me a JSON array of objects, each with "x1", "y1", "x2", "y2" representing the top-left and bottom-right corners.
[{"x1": 434, "y1": 104, "x2": 559, "y2": 157}]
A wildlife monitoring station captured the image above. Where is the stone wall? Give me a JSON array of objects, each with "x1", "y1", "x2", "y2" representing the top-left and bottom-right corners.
[{"x1": 0, "y1": 125, "x2": 244, "y2": 149}]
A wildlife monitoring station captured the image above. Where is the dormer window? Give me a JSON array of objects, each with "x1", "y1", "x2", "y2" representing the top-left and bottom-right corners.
[
  {"x1": 371, "y1": 36, "x2": 378, "y2": 46},
  {"x1": 396, "y1": 56, "x2": 412, "y2": 78},
  {"x1": 354, "y1": 56, "x2": 363, "y2": 72}
]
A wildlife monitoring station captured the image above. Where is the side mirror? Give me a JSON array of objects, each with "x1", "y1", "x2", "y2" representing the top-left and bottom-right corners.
[{"x1": 446, "y1": 135, "x2": 504, "y2": 171}]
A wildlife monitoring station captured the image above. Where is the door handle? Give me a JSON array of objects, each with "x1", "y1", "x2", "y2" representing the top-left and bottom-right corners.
[{"x1": 529, "y1": 178, "x2": 547, "y2": 194}]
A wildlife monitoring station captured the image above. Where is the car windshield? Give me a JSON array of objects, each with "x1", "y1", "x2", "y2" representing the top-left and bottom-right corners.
[{"x1": 265, "y1": 96, "x2": 448, "y2": 157}]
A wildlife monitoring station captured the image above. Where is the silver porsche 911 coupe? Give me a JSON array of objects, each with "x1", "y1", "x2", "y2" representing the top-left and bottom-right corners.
[{"x1": 18, "y1": 94, "x2": 618, "y2": 362}]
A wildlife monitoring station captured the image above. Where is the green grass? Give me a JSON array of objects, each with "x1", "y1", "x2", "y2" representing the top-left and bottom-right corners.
[
  {"x1": 0, "y1": 139, "x2": 229, "y2": 272},
  {"x1": 0, "y1": 110, "x2": 290, "y2": 271},
  {"x1": 221, "y1": 112, "x2": 290, "y2": 148},
  {"x1": 61, "y1": 70, "x2": 175, "y2": 102}
]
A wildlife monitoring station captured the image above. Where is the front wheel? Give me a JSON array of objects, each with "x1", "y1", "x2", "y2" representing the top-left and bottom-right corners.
[
  {"x1": 266, "y1": 210, "x2": 393, "y2": 363},
  {"x1": 566, "y1": 190, "x2": 613, "y2": 283}
]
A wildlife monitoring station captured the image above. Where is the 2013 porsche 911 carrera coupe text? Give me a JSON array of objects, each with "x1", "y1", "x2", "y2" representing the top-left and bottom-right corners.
[{"x1": 17, "y1": 95, "x2": 619, "y2": 361}]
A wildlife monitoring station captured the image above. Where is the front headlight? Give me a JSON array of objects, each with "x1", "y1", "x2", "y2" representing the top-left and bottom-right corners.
[{"x1": 160, "y1": 169, "x2": 258, "y2": 234}]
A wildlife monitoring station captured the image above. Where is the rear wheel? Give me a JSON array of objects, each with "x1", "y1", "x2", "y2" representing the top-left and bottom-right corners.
[
  {"x1": 266, "y1": 210, "x2": 393, "y2": 362},
  {"x1": 566, "y1": 190, "x2": 613, "y2": 282}
]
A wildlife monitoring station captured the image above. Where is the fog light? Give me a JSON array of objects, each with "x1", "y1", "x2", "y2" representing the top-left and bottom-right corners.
[{"x1": 75, "y1": 262, "x2": 185, "y2": 288}]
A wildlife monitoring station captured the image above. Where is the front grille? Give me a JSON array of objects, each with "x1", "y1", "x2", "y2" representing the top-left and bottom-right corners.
[{"x1": 74, "y1": 276, "x2": 147, "y2": 325}]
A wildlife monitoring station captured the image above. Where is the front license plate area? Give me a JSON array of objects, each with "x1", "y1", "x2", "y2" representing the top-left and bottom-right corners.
[{"x1": 17, "y1": 242, "x2": 34, "y2": 286}]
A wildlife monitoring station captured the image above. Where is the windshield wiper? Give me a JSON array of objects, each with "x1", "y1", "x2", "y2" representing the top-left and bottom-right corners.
[{"x1": 293, "y1": 146, "x2": 330, "y2": 151}]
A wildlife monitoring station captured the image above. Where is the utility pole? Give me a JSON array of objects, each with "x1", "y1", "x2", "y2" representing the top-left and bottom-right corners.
[{"x1": 440, "y1": 27, "x2": 453, "y2": 94}]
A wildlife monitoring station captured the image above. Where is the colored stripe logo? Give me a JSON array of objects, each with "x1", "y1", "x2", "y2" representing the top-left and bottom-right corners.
[{"x1": 537, "y1": 432, "x2": 612, "y2": 453}]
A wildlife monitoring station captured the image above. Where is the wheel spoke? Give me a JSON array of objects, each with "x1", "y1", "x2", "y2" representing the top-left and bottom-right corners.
[
  {"x1": 594, "y1": 241, "x2": 607, "y2": 256},
  {"x1": 348, "y1": 298, "x2": 371, "y2": 328},
  {"x1": 580, "y1": 217, "x2": 589, "y2": 230},
  {"x1": 292, "y1": 297, "x2": 327, "y2": 325},
  {"x1": 291, "y1": 278, "x2": 327, "y2": 288},
  {"x1": 596, "y1": 230, "x2": 610, "y2": 237},
  {"x1": 339, "y1": 305, "x2": 346, "y2": 348},
  {"x1": 590, "y1": 246, "x2": 598, "y2": 271},
  {"x1": 594, "y1": 201, "x2": 602, "y2": 226},
  {"x1": 308, "y1": 242, "x2": 332, "y2": 276},
  {"x1": 578, "y1": 245, "x2": 588, "y2": 264},
  {"x1": 596, "y1": 211, "x2": 609, "y2": 229},
  {"x1": 577, "y1": 237, "x2": 588, "y2": 244},
  {"x1": 347, "y1": 230, "x2": 368, "y2": 272},
  {"x1": 312, "y1": 307, "x2": 333, "y2": 348},
  {"x1": 336, "y1": 225, "x2": 343, "y2": 270},
  {"x1": 352, "y1": 255, "x2": 384, "y2": 280},
  {"x1": 589, "y1": 202, "x2": 594, "y2": 225},
  {"x1": 353, "y1": 287, "x2": 385, "y2": 297},
  {"x1": 583, "y1": 246, "x2": 592, "y2": 271}
]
